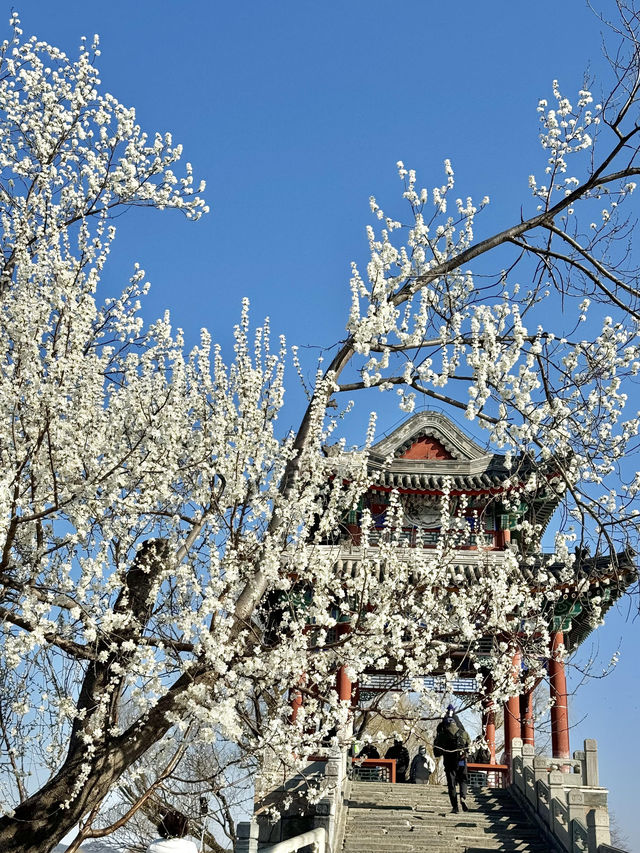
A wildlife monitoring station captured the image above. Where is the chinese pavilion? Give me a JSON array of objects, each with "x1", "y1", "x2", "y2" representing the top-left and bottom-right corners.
[{"x1": 319, "y1": 411, "x2": 635, "y2": 765}]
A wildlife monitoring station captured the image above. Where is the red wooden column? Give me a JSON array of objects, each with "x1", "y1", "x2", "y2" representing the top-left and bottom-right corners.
[
  {"x1": 335, "y1": 622, "x2": 354, "y2": 705},
  {"x1": 549, "y1": 630, "x2": 570, "y2": 760},
  {"x1": 520, "y1": 688, "x2": 535, "y2": 747},
  {"x1": 503, "y1": 651, "x2": 522, "y2": 763},
  {"x1": 482, "y1": 688, "x2": 497, "y2": 764},
  {"x1": 496, "y1": 524, "x2": 511, "y2": 550},
  {"x1": 336, "y1": 665, "x2": 352, "y2": 702},
  {"x1": 289, "y1": 688, "x2": 303, "y2": 724}
]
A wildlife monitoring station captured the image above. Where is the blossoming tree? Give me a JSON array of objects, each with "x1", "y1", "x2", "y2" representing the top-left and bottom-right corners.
[{"x1": 1, "y1": 4, "x2": 640, "y2": 851}]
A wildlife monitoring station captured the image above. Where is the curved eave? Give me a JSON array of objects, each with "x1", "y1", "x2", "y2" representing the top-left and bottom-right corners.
[{"x1": 565, "y1": 569, "x2": 637, "y2": 654}]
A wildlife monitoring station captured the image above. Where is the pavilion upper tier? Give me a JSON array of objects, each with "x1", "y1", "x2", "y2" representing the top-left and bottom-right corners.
[
  {"x1": 326, "y1": 410, "x2": 563, "y2": 553},
  {"x1": 317, "y1": 411, "x2": 636, "y2": 655}
]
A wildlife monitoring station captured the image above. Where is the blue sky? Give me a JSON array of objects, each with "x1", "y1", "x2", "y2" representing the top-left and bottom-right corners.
[{"x1": 17, "y1": 0, "x2": 639, "y2": 847}]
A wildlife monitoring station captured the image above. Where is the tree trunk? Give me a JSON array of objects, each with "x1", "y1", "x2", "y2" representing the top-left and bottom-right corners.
[
  {"x1": 0, "y1": 668, "x2": 200, "y2": 853},
  {"x1": 0, "y1": 743, "x2": 128, "y2": 853}
]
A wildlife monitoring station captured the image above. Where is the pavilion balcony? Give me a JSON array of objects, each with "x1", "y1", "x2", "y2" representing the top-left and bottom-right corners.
[{"x1": 349, "y1": 527, "x2": 497, "y2": 549}]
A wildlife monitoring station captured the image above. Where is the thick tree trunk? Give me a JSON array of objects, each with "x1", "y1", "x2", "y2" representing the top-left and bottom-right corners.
[
  {"x1": 0, "y1": 742, "x2": 130, "y2": 853},
  {"x1": 0, "y1": 668, "x2": 199, "y2": 853}
]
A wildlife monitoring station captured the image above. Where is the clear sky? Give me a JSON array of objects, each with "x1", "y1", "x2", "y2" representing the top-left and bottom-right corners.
[{"x1": 15, "y1": 0, "x2": 640, "y2": 848}]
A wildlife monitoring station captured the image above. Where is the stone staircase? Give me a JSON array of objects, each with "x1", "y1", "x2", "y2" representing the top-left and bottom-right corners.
[{"x1": 341, "y1": 782, "x2": 551, "y2": 853}]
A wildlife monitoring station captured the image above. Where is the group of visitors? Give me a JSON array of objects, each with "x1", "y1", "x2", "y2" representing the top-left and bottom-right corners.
[{"x1": 354, "y1": 704, "x2": 474, "y2": 814}]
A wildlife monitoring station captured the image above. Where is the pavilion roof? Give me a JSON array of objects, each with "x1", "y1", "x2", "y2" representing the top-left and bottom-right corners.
[{"x1": 365, "y1": 411, "x2": 555, "y2": 498}]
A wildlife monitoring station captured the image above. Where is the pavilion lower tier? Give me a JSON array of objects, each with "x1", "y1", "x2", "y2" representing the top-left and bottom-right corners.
[{"x1": 324, "y1": 628, "x2": 571, "y2": 764}]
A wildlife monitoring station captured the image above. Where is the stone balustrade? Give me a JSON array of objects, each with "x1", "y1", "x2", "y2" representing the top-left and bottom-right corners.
[
  {"x1": 509, "y1": 737, "x2": 626, "y2": 853},
  {"x1": 237, "y1": 746, "x2": 350, "y2": 853}
]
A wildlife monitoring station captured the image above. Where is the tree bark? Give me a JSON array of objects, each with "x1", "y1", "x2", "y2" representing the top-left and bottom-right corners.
[
  {"x1": 0, "y1": 664, "x2": 204, "y2": 852},
  {"x1": 0, "y1": 539, "x2": 200, "y2": 853}
]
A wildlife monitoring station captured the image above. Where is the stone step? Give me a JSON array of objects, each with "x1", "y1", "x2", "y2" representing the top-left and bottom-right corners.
[
  {"x1": 344, "y1": 839, "x2": 547, "y2": 851},
  {"x1": 344, "y1": 837, "x2": 547, "y2": 847},
  {"x1": 348, "y1": 787, "x2": 513, "y2": 798},
  {"x1": 345, "y1": 825, "x2": 544, "y2": 837},
  {"x1": 346, "y1": 782, "x2": 527, "y2": 796},
  {"x1": 346, "y1": 803, "x2": 524, "y2": 814},
  {"x1": 344, "y1": 838, "x2": 547, "y2": 851},
  {"x1": 348, "y1": 786, "x2": 509, "y2": 798},
  {"x1": 343, "y1": 836, "x2": 549, "y2": 853},
  {"x1": 346, "y1": 789, "x2": 513, "y2": 804},
  {"x1": 346, "y1": 806, "x2": 530, "y2": 817},
  {"x1": 346, "y1": 810, "x2": 536, "y2": 822},
  {"x1": 341, "y1": 784, "x2": 547, "y2": 852},
  {"x1": 343, "y1": 839, "x2": 549, "y2": 853},
  {"x1": 344, "y1": 829, "x2": 545, "y2": 842},
  {"x1": 344, "y1": 830, "x2": 546, "y2": 842},
  {"x1": 346, "y1": 810, "x2": 541, "y2": 823}
]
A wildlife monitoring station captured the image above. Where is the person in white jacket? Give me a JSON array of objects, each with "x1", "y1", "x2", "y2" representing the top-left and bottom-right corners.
[
  {"x1": 146, "y1": 810, "x2": 198, "y2": 853},
  {"x1": 409, "y1": 745, "x2": 435, "y2": 784}
]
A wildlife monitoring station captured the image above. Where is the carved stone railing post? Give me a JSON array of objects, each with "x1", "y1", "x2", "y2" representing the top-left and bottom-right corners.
[
  {"x1": 567, "y1": 788, "x2": 584, "y2": 825},
  {"x1": 566, "y1": 790, "x2": 589, "y2": 853},
  {"x1": 532, "y1": 755, "x2": 551, "y2": 830},
  {"x1": 533, "y1": 755, "x2": 548, "y2": 789},
  {"x1": 325, "y1": 749, "x2": 342, "y2": 791},
  {"x1": 236, "y1": 819, "x2": 259, "y2": 853},
  {"x1": 315, "y1": 744, "x2": 350, "y2": 853},
  {"x1": 535, "y1": 779, "x2": 551, "y2": 830},
  {"x1": 573, "y1": 748, "x2": 586, "y2": 785},
  {"x1": 521, "y1": 744, "x2": 535, "y2": 807},
  {"x1": 522, "y1": 743, "x2": 534, "y2": 763},
  {"x1": 548, "y1": 770, "x2": 564, "y2": 804},
  {"x1": 314, "y1": 798, "x2": 336, "y2": 851},
  {"x1": 586, "y1": 808, "x2": 611, "y2": 850},
  {"x1": 549, "y1": 771, "x2": 569, "y2": 849},
  {"x1": 510, "y1": 736, "x2": 524, "y2": 791},
  {"x1": 583, "y1": 739, "x2": 599, "y2": 787}
]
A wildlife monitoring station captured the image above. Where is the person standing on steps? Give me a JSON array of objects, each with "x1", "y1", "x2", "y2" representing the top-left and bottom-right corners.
[
  {"x1": 433, "y1": 704, "x2": 471, "y2": 813},
  {"x1": 360, "y1": 742, "x2": 380, "y2": 759},
  {"x1": 409, "y1": 744, "x2": 435, "y2": 784},
  {"x1": 385, "y1": 738, "x2": 410, "y2": 783}
]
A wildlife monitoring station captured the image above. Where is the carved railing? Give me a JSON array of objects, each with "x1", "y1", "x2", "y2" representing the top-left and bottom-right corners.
[
  {"x1": 237, "y1": 746, "x2": 350, "y2": 853},
  {"x1": 236, "y1": 826, "x2": 327, "y2": 853},
  {"x1": 365, "y1": 528, "x2": 496, "y2": 548},
  {"x1": 350, "y1": 757, "x2": 396, "y2": 783},
  {"x1": 509, "y1": 738, "x2": 627, "y2": 853},
  {"x1": 237, "y1": 736, "x2": 628, "y2": 852}
]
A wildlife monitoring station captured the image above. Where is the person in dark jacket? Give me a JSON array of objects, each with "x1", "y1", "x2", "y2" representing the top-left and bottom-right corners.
[
  {"x1": 409, "y1": 745, "x2": 435, "y2": 784},
  {"x1": 433, "y1": 705, "x2": 471, "y2": 813},
  {"x1": 360, "y1": 742, "x2": 380, "y2": 759},
  {"x1": 385, "y1": 738, "x2": 410, "y2": 782}
]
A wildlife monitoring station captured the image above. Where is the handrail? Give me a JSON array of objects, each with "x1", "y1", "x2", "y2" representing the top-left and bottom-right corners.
[
  {"x1": 467, "y1": 762, "x2": 509, "y2": 788},
  {"x1": 351, "y1": 757, "x2": 396, "y2": 783},
  {"x1": 467, "y1": 762, "x2": 509, "y2": 772},
  {"x1": 261, "y1": 827, "x2": 327, "y2": 853}
]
